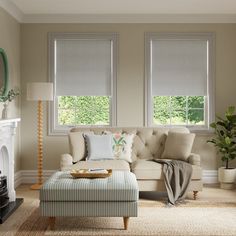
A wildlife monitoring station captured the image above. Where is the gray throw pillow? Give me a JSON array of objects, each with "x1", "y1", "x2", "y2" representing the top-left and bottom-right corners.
[{"x1": 84, "y1": 134, "x2": 114, "y2": 161}]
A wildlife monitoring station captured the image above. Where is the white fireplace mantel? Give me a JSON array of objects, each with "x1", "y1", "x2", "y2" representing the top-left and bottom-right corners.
[
  {"x1": 0, "y1": 118, "x2": 20, "y2": 202},
  {"x1": 0, "y1": 118, "x2": 21, "y2": 126}
]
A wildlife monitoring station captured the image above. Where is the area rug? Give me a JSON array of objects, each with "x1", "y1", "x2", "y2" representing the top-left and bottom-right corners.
[
  {"x1": 138, "y1": 199, "x2": 236, "y2": 208},
  {"x1": 16, "y1": 203, "x2": 236, "y2": 236}
]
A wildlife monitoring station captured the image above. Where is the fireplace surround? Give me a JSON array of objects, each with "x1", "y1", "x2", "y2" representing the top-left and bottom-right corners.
[
  {"x1": 0, "y1": 118, "x2": 23, "y2": 223},
  {"x1": 0, "y1": 175, "x2": 9, "y2": 209}
]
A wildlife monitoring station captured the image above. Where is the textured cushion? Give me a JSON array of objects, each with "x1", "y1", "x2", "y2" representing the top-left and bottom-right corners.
[
  {"x1": 131, "y1": 159, "x2": 163, "y2": 179},
  {"x1": 69, "y1": 131, "x2": 94, "y2": 162},
  {"x1": 161, "y1": 132, "x2": 195, "y2": 161},
  {"x1": 70, "y1": 127, "x2": 189, "y2": 162},
  {"x1": 40, "y1": 171, "x2": 138, "y2": 202},
  {"x1": 84, "y1": 134, "x2": 114, "y2": 160},
  {"x1": 41, "y1": 201, "x2": 138, "y2": 217},
  {"x1": 72, "y1": 159, "x2": 130, "y2": 171},
  {"x1": 112, "y1": 133, "x2": 134, "y2": 163},
  {"x1": 137, "y1": 179, "x2": 203, "y2": 192},
  {"x1": 131, "y1": 159, "x2": 201, "y2": 180},
  {"x1": 188, "y1": 153, "x2": 201, "y2": 166}
]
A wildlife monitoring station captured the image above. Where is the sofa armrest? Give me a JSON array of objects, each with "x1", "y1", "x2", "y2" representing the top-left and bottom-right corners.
[
  {"x1": 60, "y1": 154, "x2": 73, "y2": 170},
  {"x1": 188, "y1": 153, "x2": 201, "y2": 166}
]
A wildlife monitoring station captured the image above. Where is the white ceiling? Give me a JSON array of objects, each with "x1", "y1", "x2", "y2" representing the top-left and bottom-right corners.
[
  {"x1": 9, "y1": 0, "x2": 236, "y2": 14},
  {"x1": 1, "y1": 0, "x2": 236, "y2": 23}
]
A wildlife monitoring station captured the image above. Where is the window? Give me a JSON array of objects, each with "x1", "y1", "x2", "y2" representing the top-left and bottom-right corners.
[
  {"x1": 153, "y1": 96, "x2": 205, "y2": 125},
  {"x1": 49, "y1": 33, "x2": 117, "y2": 135},
  {"x1": 145, "y1": 33, "x2": 215, "y2": 130}
]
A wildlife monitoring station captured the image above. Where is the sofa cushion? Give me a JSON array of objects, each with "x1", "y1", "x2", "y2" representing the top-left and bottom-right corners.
[
  {"x1": 84, "y1": 134, "x2": 114, "y2": 161},
  {"x1": 69, "y1": 131, "x2": 94, "y2": 162},
  {"x1": 72, "y1": 160, "x2": 130, "y2": 171},
  {"x1": 40, "y1": 171, "x2": 138, "y2": 202},
  {"x1": 112, "y1": 133, "x2": 135, "y2": 163},
  {"x1": 161, "y1": 132, "x2": 195, "y2": 161},
  {"x1": 70, "y1": 127, "x2": 190, "y2": 162},
  {"x1": 131, "y1": 159, "x2": 201, "y2": 180}
]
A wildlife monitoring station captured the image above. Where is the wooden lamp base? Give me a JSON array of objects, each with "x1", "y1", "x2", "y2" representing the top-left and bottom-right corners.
[
  {"x1": 31, "y1": 100, "x2": 44, "y2": 191},
  {"x1": 30, "y1": 183, "x2": 43, "y2": 190}
]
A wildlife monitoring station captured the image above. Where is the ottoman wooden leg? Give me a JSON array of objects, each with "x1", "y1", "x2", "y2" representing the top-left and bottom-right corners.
[
  {"x1": 123, "y1": 217, "x2": 129, "y2": 230},
  {"x1": 193, "y1": 191, "x2": 198, "y2": 200},
  {"x1": 48, "y1": 217, "x2": 56, "y2": 230}
]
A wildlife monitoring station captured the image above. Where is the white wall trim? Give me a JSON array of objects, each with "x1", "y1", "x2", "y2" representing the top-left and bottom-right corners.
[
  {"x1": 14, "y1": 169, "x2": 219, "y2": 187},
  {"x1": 144, "y1": 32, "x2": 215, "y2": 130},
  {"x1": 1, "y1": 2, "x2": 236, "y2": 24},
  {"x1": 14, "y1": 170, "x2": 57, "y2": 187},
  {"x1": 0, "y1": 0, "x2": 24, "y2": 22},
  {"x1": 202, "y1": 170, "x2": 218, "y2": 184},
  {"x1": 14, "y1": 170, "x2": 22, "y2": 188},
  {"x1": 21, "y1": 14, "x2": 236, "y2": 24},
  {"x1": 48, "y1": 32, "x2": 118, "y2": 136}
]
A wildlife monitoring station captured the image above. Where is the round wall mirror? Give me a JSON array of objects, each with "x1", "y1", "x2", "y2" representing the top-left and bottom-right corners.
[{"x1": 0, "y1": 48, "x2": 8, "y2": 98}]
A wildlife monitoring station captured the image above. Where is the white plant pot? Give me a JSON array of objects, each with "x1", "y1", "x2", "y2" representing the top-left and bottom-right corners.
[{"x1": 218, "y1": 167, "x2": 236, "y2": 190}]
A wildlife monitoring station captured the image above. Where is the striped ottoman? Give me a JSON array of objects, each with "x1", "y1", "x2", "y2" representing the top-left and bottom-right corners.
[{"x1": 40, "y1": 171, "x2": 139, "y2": 230}]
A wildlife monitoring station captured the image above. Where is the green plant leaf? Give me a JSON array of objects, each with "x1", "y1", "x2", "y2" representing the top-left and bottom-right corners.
[
  {"x1": 219, "y1": 130, "x2": 225, "y2": 136},
  {"x1": 216, "y1": 115, "x2": 224, "y2": 121},
  {"x1": 118, "y1": 137, "x2": 124, "y2": 144},
  {"x1": 208, "y1": 106, "x2": 236, "y2": 166},
  {"x1": 227, "y1": 115, "x2": 236, "y2": 123},
  {"x1": 216, "y1": 121, "x2": 227, "y2": 128},
  {"x1": 210, "y1": 123, "x2": 216, "y2": 128},
  {"x1": 207, "y1": 140, "x2": 216, "y2": 144},
  {"x1": 226, "y1": 106, "x2": 235, "y2": 116},
  {"x1": 226, "y1": 138, "x2": 231, "y2": 145},
  {"x1": 113, "y1": 138, "x2": 118, "y2": 145}
]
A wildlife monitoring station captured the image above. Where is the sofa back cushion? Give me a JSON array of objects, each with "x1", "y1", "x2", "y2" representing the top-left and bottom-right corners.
[
  {"x1": 69, "y1": 127, "x2": 189, "y2": 163},
  {"x1": 69, "y1": 131, "x2": 94, "y2": 162},
  {"x1": 161, "y1": 132, "x2": 195, "y2": 161},
  {"x1": 84, "y1": 134, "x2": 114, "y2": 161}
]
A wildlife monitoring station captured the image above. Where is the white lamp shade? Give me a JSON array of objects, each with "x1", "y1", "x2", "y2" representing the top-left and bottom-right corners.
[{"x1": 27, "y1": 82, "x2": 54, "y2": 101}]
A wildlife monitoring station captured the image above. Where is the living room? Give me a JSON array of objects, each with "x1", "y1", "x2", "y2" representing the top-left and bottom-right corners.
[{"x1": 0, "y1": 0, "x2": 236, "y2": 235}]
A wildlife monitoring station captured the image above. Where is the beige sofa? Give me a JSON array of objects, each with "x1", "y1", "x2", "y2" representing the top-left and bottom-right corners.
[{"x1": 61, "y1": 127, "x2": 202, "y2": 199}]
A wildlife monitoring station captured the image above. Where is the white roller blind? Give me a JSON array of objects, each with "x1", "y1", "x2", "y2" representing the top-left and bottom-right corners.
[
  {"x1": 151, "y1": 39, "x2": 208, "y2": 96},
  {"x1": 56, "y1": 39, "x2": 112, "y2": 96}
]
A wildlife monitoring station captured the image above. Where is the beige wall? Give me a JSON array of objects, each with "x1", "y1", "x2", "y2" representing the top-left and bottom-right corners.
[
  {"x1": 21, "y1": 23, "x2": 236, "y2": 171},
  {"x1": 0, "y1": 7, "x2": 21, "y2": 172}
]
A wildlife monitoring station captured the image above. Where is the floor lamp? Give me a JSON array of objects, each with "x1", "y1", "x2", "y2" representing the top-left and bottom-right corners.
[{"x1": 27, "y1": 82, "x2": 53, "y2": 190}]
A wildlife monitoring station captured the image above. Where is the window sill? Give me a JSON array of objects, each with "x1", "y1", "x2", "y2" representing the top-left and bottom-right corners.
[
  {"x1": 190, "y1": 129, "x2": 214, "y2": 136},
  {"x1": 148, "y1": 124, "x2": 214, "y2": 136}
]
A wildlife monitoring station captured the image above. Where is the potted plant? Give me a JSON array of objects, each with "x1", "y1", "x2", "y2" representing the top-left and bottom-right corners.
[
  {"x1": 208, "y1": 106, "x2": 236, "y2": 189},
  {"x1": 0, "y1": 88, "x2": 20, "y2": 119}
]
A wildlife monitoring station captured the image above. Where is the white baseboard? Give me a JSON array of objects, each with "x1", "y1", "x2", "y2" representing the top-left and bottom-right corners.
[
  {"x1": 14, "y1": 171, "x2": 22, "y2": 188},
  {"x1": 14, "y1": 170, "x2": 57, "y2": 187},
  {"x1": 202, "y1": 170, "x2": 218, "y2": 184},
  {"x1": 14, "y1": 169, "x2": 219, "y2": 187}
]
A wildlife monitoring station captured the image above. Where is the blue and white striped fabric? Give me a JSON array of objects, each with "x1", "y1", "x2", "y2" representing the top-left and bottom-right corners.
[
  {"x1": 40, "y1": 171, "x2": 139, "y2": 202},
  {"x1": 40, "y1": 201, "x2": 138, "y2": 217}
]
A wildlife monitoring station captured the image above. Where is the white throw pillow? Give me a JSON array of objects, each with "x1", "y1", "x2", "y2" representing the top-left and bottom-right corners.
[
  {"x1": 161, "y1": 132, "x2": 195, "y2": 161},
  {"x1": 112, "y1": 133, "x2": 135, "y2": 163},
  {"x1": 84, "y1": 134, "x2": 114, "y2": 161}
]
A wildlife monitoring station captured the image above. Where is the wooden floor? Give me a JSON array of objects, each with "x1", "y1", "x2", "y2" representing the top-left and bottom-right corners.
[{"x1": 0, "y1": 184, "x2": 236, "y2": 235}]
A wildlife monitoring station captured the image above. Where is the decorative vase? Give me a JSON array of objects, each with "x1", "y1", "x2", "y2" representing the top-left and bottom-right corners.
[
  {"x1": 2, "y1": 103, "x2": 8, "y2": 119},
  {"x1": 218, "y1": 167, "x2": 236, "y2": 190}
]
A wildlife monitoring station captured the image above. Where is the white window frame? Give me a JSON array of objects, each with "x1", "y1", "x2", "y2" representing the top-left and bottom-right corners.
[
  {"x1": 145, "y1": 33, "x2": 215, "y2": 131},
  {"x1": 48, "y1": 33, "x2": 118, "y2": 135}
]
